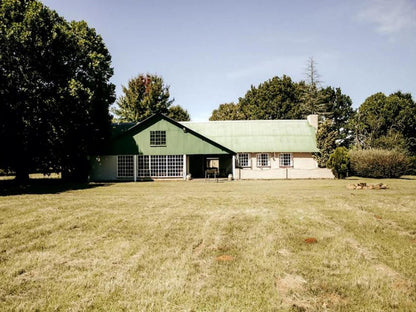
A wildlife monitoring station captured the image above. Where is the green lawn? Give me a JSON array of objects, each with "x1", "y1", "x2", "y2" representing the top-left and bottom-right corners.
[{"x1": 1, "y1": 178, "x2": 415, "y2": 311}]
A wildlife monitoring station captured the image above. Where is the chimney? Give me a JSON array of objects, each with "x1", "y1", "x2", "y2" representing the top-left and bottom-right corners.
[{"x1": 307, "y1": 114, "x2": 318, "y2": 131}]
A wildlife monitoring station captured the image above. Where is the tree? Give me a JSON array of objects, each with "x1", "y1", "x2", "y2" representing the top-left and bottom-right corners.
[
  {"x1": 238, "y1": 75, "x2": 304, "y2": 120},
  {"x1": 209, "y1": 102, "x2": 245, "y2": 120},
  {"x1": 354, "y1": 92, "x2": 416, "y2": 154},
  {"x1": 314, "y1": 119, "x2": 338, "y2": 167},
  {"x1": 112, "y1": 74, "x2": 179, "y2": 122},
  {"x1": 301, "y1": 57, "x2": 326, "y2": 115},
  {"x1": 327, "y1": 147, "x2": 350, "y2": 179},
  {"x1": 0, "y1": 0, "x2": 115, "y2": 182},
  {"x1": 167, "y1": 105, "x2": 190, "y2": 121}
]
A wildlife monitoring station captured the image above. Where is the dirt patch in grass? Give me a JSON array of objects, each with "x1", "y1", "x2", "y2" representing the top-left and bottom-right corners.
[
  {"x1": 275, "y1": 274, "x2": 309, "y2": 310},
  {"x1": 216, "y1": 255, "x2": 234, "y2": 262},
  {"x1": 304, "y1": 237, "x2": 317, "y2": 244}
]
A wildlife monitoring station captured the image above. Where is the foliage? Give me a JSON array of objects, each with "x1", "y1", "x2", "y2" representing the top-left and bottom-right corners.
[
  {"x1": 407, "y1": 156, "x2": 416, "y2": 175},
  {"x1": 167, "y1": 105, "x2": 190, "y2": 121},
  {"x1": 238, "y1": 75, "x2": 304, "y2": 120},
  {"x1": 327, "y1": 147, "x2": 350, "y2": 179},
  {"x1": 354, "y1": 92, "x2": 416, "y2": 155},
  {"x1": 0, "y1": 0, "x2": 115, "y2": 182},
  {"x1": 301, "y1": 57, "x2": 326, "y2": 115},
  {"x1": 209, "y1": 102, "x2": 245, "y2": 120},
  {"x1": 112, "y1": 74, "x2": 183, "y2": 122},
  {"x1": 349, "y1": 149, "x2": 409, "y2": 178},
  {"x1": 313, "y1": 87, "x2": 355, "y2": 167},
  {"x1": 314, "y1": 119, "x2": 338, "y2": 167}
]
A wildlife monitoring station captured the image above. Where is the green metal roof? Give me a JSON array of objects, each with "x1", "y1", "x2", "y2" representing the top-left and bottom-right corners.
[
  {"x1": 180, "y1": 120, "x2": 318, "y2": 153},
  {"x1": 107, "y1": 114, "x2": 235, "y2": 155}
]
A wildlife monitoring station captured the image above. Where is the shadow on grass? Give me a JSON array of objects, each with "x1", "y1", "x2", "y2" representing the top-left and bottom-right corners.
[{"x1": 0, "y1": 179, "x2": 112, "y2": 196}]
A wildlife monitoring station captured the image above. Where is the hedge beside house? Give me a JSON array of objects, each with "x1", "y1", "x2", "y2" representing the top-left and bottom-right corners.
[{"x1": 349, "y1": 149, "x2": 409, "y2": 178}]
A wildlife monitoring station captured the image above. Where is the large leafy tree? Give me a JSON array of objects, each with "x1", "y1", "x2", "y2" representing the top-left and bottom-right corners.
[
  {"x1": 167, "y1": 105, "x2": 190, "y2": 121},
  {"x1": 112, "y1": 74, "x2": 188, "y2": 122},
  {"x1": 355, "y1": 92, "x2": 416, "y2": 154},
  {"x1": 0, "y1": 0, "x2": 115, "y2": 182},
  {"x1": 313, "y1": 87, "x2": 355, "y2": 166},
  {"x1": 209, "y1": 102, "x2": 245, "y2": 121},
  {"x1": 238, "y1": 75, "x2": 304, "y2": 120}
]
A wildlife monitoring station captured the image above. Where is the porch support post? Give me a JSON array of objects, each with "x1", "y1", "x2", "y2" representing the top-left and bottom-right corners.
[
  {"x1": 133, "y1": 155, "x2": 137, "y2": 182},
  {"x1": 232, "y1": 155, "x2": 236, "y2": 180},
  {"x1": 183, "y1": 154, "x2": 187, "y2": 180}
]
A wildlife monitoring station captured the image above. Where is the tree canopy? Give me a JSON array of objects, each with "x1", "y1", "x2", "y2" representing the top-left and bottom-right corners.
[
  {"x1": 0, "y1": 0, "x2": 115, "y2": 181},
  {"x1": 354, "y1": 91, "x2": 416, "y2": 154},
  {"x1": 209, "y1": 75, "x2": 306, "y2": 121},
  {"x1": 112, "y1": 74, "x2": 189, "y2": 122},
  {"x1": 209, "y1": 102, "x2": 245, "y2": 121},
  {"x1": 167, "y1": 105, "x2": 190, "y2": 122}
]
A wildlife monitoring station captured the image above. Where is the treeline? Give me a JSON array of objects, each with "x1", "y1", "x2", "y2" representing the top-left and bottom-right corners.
[{"x1": 1, "y1": 1, "x2": 414, "y2": 181}]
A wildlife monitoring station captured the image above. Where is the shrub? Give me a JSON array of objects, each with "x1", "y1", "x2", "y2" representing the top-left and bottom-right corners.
[
  {"x1": 406, "y1": 156, "x2": 416, "y2": 175},
  {"x1": 349, "y1": 149, "x2": 409, "y2": 178},
  {"x1": 327, "y1": 147, "x2": 350, "y2": 179}
]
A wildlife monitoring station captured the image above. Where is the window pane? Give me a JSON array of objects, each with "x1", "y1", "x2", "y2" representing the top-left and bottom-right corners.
[
  {"x1": 256, "y1": 153, "x2": 269, "y2": 167},
  {"x1": 279, "y1": 153, "x2": 292, "y2": 167},
  {"x1": 117, "y1": 155, "x2": 134, "y2": 177},
  {"x1": 150, "y1": 131, "x2": 166, "y2": 146},
  {"x1": 238, "y1": 153, "x2": 249, "y2": 167},
  {"x1": 137, "y1": 155, "x2": 150, "y2": 177}
]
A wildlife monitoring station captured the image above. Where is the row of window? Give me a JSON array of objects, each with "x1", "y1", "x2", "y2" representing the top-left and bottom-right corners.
[
  {"x1": 117, "y1": 153, "x2": 293, "y2": 178},
  {"x1": 238, "y1": 153, "x2": 293, "y2": 168},
  {"x1": 117, "y1": 155, "x2": 183, "y2": 178}
]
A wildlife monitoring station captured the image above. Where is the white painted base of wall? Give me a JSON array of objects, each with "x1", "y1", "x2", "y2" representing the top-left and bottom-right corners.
[{"x1": 236, "y1": 168, "x2": 334, "y2": 179}]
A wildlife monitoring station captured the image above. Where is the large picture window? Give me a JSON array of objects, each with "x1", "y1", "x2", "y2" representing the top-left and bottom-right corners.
[
  {"x1": 256, "y1": 153, "x2": 269, "y2": 167},
  {"x1": 138, "y1": 155, "x2": 183, "y2": 177},
  {"x1": 150, "y1": 130, "x2": 166, "y2": 146},
  {"x1": 279, "y1": 153, "x2": 293, "y2": 167},
  {"x1": 117, "y1": 155, "x2": 134, "y2": 177},
  {"x1": 238, "y1": 153, "x2": 250, "y2": 167}
]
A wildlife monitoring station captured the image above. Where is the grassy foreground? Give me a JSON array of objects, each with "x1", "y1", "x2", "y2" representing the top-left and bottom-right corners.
[{"x1": 1, "y1": 178, "x2": 415, "y2": 311}]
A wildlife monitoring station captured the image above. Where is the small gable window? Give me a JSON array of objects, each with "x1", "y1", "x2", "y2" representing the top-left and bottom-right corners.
[{"x1": 150, "y1": 130, "x2": 166, "y2": 146}]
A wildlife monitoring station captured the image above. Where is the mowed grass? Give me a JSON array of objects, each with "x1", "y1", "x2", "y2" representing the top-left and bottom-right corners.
[{"x1": 1, "y1": 178, "x2": 416, "y2": 311}]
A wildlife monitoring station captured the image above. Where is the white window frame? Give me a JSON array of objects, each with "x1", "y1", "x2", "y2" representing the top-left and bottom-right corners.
[
  {"x1": 279, "y1": 153, "x2": 293, "y2": 168},
  {"x1": 137, "y1": 155, "x2": 183, "y2": 177},
  {"x1": 238, "y1": 153, "x2": 251, "y2": 168},
  {"x1": 256, "y1": 153, "x2": 270, "y2": 167},
  {"x1": 117, "y1": 155, "x2": 134, "y2": 177},
  {"x1": 150, "y1": 130, "x2": 166, "y2": 146}
]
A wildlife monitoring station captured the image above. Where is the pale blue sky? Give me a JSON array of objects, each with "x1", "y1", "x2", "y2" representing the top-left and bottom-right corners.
[{"x1": 42, "y1": 0, "x2": 416, "y2": 121}]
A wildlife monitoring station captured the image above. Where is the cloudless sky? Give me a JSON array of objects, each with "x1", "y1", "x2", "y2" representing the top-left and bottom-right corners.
[{"x1": 42, "y1": 0, "x2": 416, "y2": 121}]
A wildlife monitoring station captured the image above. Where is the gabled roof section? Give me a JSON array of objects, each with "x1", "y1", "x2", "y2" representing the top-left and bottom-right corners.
[
  {"x1": 180, "y1": 119, "x2": 318, "y2": 153},
  {"x1": 108, "y1": 114, "x2": 235, "y2": 155}
]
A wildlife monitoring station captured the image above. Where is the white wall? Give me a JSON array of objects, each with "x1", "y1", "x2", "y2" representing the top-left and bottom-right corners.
[
  {"x1": 235, "y1": 152, "x2": 334, "y2": 179},
  {"x1": 236, "y1": 167, "x2": 334, "y2": 179}
]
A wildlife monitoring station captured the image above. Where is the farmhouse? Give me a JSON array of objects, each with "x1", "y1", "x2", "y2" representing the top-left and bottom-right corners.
[{"x1": 89, "y1": 113, "x2": 333, "y2": 181}]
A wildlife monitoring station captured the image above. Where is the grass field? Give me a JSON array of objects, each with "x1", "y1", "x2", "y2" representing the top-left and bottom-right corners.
[{"x1": 1, "y1": 178, "x2": 416, "y2": 311}]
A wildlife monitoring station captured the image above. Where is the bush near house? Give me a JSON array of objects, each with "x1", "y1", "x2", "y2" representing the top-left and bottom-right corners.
[
  {"x1": 327, "y1": 147, "x2": 350, "y2": 179},
  {"x1": 349, "y1": 149, "x2": 409, "y2": 178}
]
